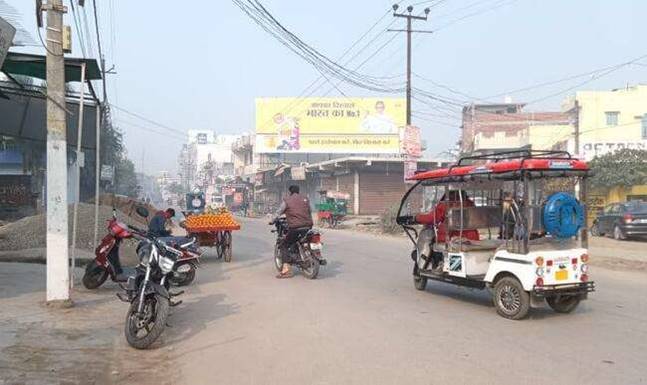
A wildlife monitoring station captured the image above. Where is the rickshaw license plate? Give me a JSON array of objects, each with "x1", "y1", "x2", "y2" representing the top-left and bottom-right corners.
[{"x1": 555, "y1": 270, "x2": 568, "y2": 281}]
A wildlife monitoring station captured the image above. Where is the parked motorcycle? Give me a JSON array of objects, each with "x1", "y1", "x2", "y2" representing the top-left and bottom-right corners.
[
  {"x1": 270, "y1": 217, "x2": 326, "y2": 279},
  {"x1": 117, "y1": 232, "x2": 200, "y2": 349},
  {"x1": 82, "y1": 208, "x2": 145, "y2": 289},
  {"x1": 83, "y1": 206, "x2": 200, "y2": 289}
]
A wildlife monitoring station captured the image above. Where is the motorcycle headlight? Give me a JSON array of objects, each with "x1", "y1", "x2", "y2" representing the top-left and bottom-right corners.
[{"x1": 159, "y1": 255, "x2": 175, "y2": 274}]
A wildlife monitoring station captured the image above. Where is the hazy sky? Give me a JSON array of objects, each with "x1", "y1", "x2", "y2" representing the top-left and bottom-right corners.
[{"x1": 10, "y1": 0, "x2": 647, "y2": 174}]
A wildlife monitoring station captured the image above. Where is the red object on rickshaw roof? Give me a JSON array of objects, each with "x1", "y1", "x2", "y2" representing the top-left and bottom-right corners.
[{"x1": 409, "y1": 158, "x2": 589, "y2": 181}]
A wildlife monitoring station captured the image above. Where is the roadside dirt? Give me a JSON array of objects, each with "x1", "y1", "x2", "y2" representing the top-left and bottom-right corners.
[{"x1": 0, "y1": 264, "x2": 176, "y2": 385}]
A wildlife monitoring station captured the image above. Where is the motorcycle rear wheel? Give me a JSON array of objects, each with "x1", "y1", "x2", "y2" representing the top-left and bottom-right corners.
[
  {"x1": 124, "y1": 293, "x2": 169, "y2": 349},
  {"x1": 300, "y1": 248, "x2": 319, "y2": 280},
  {"x1": 82, "y1": 261, "x2": 109, "y2": 289},
  {"x1": 168, "y1": 264, "x2": 196, "y2": 287}
]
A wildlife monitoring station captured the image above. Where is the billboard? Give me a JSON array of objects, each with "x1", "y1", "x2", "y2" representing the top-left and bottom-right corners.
[{"x1": 255, "y1": 97, "x2": 406, "y2": 153}]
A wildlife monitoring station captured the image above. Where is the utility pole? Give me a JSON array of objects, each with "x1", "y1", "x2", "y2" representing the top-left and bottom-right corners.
[
  {"x1": 391, "y1": 4, "x2": 431, "y2": 126},
  {"x1": 43, "y1": 0, "x2": 71, "y2": 304},
  {"x1": 573, "y1": 99, "x2": 580, "y2": 157}
]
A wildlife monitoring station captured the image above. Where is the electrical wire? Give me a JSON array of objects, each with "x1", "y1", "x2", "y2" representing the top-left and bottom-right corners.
[
  {"x1": 68, "y1": 0, "x2": 87, "y2": 58},
  {"x1": 110, "y1": 104, "x2": 188, "y2": 138}
]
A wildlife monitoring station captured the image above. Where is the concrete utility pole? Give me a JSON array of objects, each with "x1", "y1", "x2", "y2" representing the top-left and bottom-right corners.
[
  {"x1": 391, "y1": 4, "x2": 431, "y2": 126},
  {"x1": 44, "y1": 0, "x2": 71, "y2": 304}
]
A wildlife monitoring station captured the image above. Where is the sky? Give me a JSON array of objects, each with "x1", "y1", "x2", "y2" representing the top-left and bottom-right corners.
[{"x1": 8, "y1": 0, "x2": 647, "y2": 174}]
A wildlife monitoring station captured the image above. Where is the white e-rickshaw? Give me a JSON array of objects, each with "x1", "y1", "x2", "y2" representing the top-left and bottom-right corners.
[{"x1": 397, "y1": 150, "x2": 595, "y2": 320}]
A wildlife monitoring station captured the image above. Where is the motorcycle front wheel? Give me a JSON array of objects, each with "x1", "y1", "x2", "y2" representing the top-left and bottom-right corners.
[
  {"x1": 82, "y1": 260, "x2": 109, "y2": 289},
  {"x1": 274, "y1": 243, "x2": 283, "y2": 272},
  {"x1": 124, "y1": 293, "x2": 169, "y2": 349}
]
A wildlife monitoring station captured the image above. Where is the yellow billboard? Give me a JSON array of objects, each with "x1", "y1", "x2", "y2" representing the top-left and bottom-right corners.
[{"x1": 255, "y1": 97, "x2": 406, "y2": 153}]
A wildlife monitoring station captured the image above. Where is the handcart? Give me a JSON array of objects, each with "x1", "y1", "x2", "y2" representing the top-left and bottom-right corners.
[{"x1": 182, "y1": 209, "x2": 241, "y2": 262}]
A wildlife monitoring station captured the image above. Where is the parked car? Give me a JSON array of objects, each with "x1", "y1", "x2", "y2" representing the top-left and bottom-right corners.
[{"x1": 591, "y1": 200, "x2": 647, "y2": 240}]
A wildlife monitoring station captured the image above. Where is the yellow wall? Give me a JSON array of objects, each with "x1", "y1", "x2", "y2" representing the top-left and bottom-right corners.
[
  {"x1": 587, "y1": 185, "x2": 647, "y2": 222},
  {"x1": 574, "y1": 85, "x2": 647, "y2": 159},
  {"x1": 527, "y1": 124, "x2": 572, "y2": 150}
]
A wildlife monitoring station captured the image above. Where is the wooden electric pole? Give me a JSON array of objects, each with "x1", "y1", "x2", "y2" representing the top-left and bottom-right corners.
[
  {"x1": 43, "y1": 0, "x2": 71, "y2": 304},
  {"x1": 391, "y1": 4, "x2": 431, "y2": 126}
]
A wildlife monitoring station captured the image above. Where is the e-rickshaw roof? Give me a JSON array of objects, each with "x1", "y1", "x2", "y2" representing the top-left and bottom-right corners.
[{"x1": 408, "y1": 150, "x2": 589, "y2": 182}]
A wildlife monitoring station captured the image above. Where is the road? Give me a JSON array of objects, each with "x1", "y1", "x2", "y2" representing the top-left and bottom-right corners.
[{"x1": 1, "y1": 217, "x2": 646, "y2": 385}]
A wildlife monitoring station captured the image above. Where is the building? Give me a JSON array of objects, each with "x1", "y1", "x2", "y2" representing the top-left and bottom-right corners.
[
  {"x1": 462, "y1": 103, "x2": 572, "y2": 153},
  {"x1": 563, "y1": 84, "x2": 647, "y2": 160},
  {"x1": 178, "y1": 131, "x2": 241, "y2": 191}
]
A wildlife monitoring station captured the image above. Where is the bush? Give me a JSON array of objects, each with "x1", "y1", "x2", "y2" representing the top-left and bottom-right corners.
[{"x1": 379, "y1": 203, "x2": 403, "y2": 234}]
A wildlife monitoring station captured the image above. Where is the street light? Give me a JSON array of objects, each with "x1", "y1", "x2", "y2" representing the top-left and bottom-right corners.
[
  {"x1": 407, "y1": 5, "x2": 413, "y2": 13},
  {"x1": 392, "y1": 4, "x2": 399, "y2": 11}
]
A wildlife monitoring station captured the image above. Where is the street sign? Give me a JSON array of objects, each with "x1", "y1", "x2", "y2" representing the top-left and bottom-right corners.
[
  {"x1": 291, "y1": 166, "x2": 306, "y2": 180},
  {"x1": 402, "y1": 125, "x2": 422, "y2": 158},
  {"x1": 404, "y1": 160, "x2": 417, "y2": 183},
  {"x1": 100, "y1": 165, "x2": 114, "y2": 182},
  {"x1": 0, "y1": 16, "x2": 17, "y2": 69}
]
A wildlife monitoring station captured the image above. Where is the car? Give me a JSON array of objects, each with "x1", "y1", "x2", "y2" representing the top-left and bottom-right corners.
[{"x1": 591, "y1": 200, "x2": 647, "y2": 240}]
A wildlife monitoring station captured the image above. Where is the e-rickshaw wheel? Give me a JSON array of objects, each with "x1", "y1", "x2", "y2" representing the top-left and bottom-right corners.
[
  {"x1": 546, "y1": 295, "x2": 581, "y2": 313},
  {"x1": 493, "y1": 276, "x2": 530, "y2": 320},
  {"x1": 412, "y1": 264, "x2": 427, "y2": 291}
]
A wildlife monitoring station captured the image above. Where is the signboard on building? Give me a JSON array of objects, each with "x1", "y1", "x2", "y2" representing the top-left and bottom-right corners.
[
  {"x1": 291, "y1": 166, "x2": 306, "y2": 180},
  {"x1": 402, "y1": 125, "x2": 422, "y2": 157},
  {"x1": 100, "y1": 165, "x2": 114, "y2": 182},
  {"x1": 404, "y1": 160, "x2": 418, "y2": 183},
  {"x1": 255, "y1": 97, "x2": 406, "y2": 154},
  {"x1": 0, "y1": 16, "x2": 16, "y2": 69},
  {"x1": 580, "y1": 141, "x2": 647, "y2": 161}
]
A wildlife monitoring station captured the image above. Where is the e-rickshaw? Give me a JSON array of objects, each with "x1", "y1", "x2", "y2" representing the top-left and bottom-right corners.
[
  {"x1": 396, "y1": 150, "x2": 595, "y2": 320},
  {"x1": 315, "y1": 190, "x2": 349, "y2": 228}
]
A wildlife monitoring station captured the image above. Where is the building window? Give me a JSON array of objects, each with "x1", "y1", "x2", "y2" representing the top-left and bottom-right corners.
[
  {"x1": 642, "y1": 114, "x2": 647, "y2": 139},
  {"x1": 605, "y1": 111, "x2": 619, "y2": 126}
]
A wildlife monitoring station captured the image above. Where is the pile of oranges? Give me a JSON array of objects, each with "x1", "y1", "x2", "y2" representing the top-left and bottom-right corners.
[{"x1": 185, "y1": 210, "x2": 240, "y2": 231}]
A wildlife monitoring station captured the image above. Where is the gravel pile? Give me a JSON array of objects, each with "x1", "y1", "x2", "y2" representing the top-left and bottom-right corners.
[{"x1": 0, "y1": 203, "x2": 147, "y2": 252}]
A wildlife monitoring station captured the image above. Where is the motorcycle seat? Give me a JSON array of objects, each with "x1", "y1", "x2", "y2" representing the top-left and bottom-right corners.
[{"x1": 157, "y1": 236, "x2": 195, "y2": 248}]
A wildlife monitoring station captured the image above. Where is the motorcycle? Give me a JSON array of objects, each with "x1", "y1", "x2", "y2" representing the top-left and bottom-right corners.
[
  {"x1": 82, "y1": 208, "x2": 145, "y2": 289},
  {"x1": 270, "y1": 217, "x2": 326, "y2": 279},
  {"x1": 83, "y1": 206, "x2": 200, "y2": 289},
  {"x1": 117, "y1": 232, "x2": 200, "y2": 349}
]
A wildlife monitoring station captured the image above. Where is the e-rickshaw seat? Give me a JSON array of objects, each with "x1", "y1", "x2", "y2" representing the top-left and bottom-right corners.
[{"x1": 445, "y1": 206, "x2": 502, "y2": 231}]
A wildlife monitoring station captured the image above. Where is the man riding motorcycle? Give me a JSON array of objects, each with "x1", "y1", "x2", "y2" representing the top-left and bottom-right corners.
[
  {"x1": 272, "y1": 185, "x2": 313, "y2": 279},
  {"x1": 149, "y1": 208, "x2": 175, "y2": 237}
]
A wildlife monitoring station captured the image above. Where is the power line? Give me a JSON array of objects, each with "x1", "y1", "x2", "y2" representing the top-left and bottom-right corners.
[
  {"x1": 68, "y1": 0, "x2": 87, "y2": 58},
  {"x1": 110, "y1": 104, "x2": 188, "y2": 138}
]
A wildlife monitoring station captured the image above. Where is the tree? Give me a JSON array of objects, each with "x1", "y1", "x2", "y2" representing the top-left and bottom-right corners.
[
  {"x1": 101, "y1": 106, "x2": 139, "y2": 197},
  {"x1": 588, "y1": 148, "x2": 647, "y2": 191}
]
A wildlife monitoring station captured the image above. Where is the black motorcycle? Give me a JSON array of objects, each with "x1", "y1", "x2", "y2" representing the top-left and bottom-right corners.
[
  {"x1": 117, "y1": 227, "x2": 199, "y2": 349},
  {"x1": 270, "y1": 218, "x2": 326, "y2": 279}
]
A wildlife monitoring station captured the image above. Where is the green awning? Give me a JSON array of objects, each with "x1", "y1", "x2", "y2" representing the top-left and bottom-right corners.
[{"x1": 0, "y1": 52, "x2": 102, "y2": 82}]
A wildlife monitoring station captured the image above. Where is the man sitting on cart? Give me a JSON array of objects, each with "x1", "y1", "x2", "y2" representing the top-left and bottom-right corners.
[
  {"x1": 273, "y1": 185, "x2": 314, "y2": 278},
  {"x1": 414, "y1": 190, "x2": 479, "y2": 243}
]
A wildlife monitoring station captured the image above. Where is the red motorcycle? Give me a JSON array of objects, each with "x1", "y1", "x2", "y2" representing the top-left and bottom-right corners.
[{"x1": 82, "y1": 207, "x2": 201, "y2": 289}]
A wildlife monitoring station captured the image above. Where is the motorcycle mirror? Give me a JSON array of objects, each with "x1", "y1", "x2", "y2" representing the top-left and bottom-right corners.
[{"x1": 135, "y1": 206, "x2": 149, "y2": 218}]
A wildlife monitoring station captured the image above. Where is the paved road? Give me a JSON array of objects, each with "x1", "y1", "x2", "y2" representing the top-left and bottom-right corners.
[{"x1": 1, "y1": 217, "x2": 646, "y2": 385}]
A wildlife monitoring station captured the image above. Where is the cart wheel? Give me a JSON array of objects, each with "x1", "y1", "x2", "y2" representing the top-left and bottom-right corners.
[
  {"x1": 223, "y1": 231, "x2": 232, "y2": 263},
  {"x1": 493, "y1": 276, "x2": 530, "y2": 320}
]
